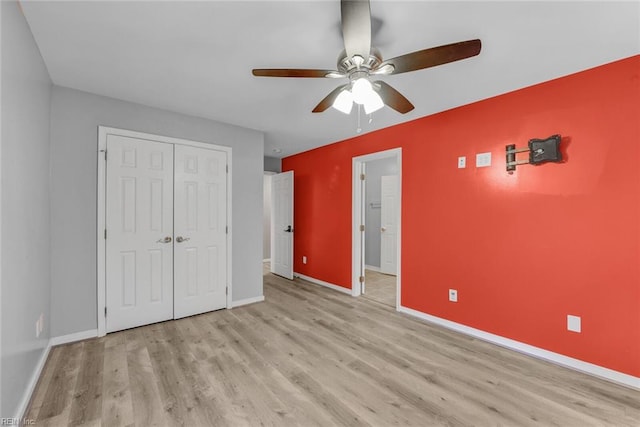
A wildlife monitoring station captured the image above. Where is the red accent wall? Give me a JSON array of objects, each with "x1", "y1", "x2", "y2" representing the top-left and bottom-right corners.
[{"x1": 282, "y1": 55, "x2": 640, "y2": 377}]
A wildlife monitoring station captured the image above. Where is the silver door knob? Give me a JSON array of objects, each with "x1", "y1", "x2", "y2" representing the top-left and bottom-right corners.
[
  {"x1": 176, "y1": 236, "x2": 190, "y2": 243},
  {"x1": 157, "y1": 236, "x2": 172, "y2": 243},
  {"x1": 381, "y1": 227, "x2": 386, "y2": 232}
]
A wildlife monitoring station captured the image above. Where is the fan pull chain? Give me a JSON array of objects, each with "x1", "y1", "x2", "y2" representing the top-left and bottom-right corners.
[{"x1": 356, "y1": 104, "x2": 362, "y2": 133}]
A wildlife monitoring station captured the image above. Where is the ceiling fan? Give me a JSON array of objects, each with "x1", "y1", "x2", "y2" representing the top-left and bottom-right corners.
[{"x1": 252, "y1": 0, "x2": 481, "y2": 115}]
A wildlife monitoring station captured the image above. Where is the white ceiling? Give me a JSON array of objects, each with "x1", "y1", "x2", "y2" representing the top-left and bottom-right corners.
[{"x1": 20, "y1": 1, "x2": 640, "y2": 158}]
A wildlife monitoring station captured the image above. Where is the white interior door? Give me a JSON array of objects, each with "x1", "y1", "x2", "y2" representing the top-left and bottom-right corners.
[
  {"x1": 271, "y1": 171, "x2": 294, "y2": 279},
  {"x1": 359, "y1": 163, "x2": 366, "y2": 294},
  {"x1": 105, "y1": 135, "x2": 174, "y2": 333},
  {"x1": 174, "y1": 145, "x2": 228, "y2": 319},
  {"x1": 380, "y1": 175, "x2": 398, "y2": 275}
]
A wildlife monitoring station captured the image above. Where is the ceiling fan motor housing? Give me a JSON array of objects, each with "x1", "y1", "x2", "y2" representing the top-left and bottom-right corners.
[{"x1": 337, "y1": 48, "x2": 383, "y2": 76}]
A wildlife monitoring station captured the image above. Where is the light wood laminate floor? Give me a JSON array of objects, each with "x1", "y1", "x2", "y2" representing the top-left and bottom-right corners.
[
  {"x1": 26, "y1": 271, "x2": 639, "y2": 426},
  {"x1": 362, "y1": 269, "x2": 396, "y2": 307}
]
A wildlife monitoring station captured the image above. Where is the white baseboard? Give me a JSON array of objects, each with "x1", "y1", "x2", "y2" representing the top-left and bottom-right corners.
[
  {"x1": 365, "y1": 264, "x2": 382, "y2": 273},
  {"x1": 232, "y1": 295, "x2": 265, "y2": 308},
  {"x1": 15, "y1": 342, "x2": 51, "y2": 420},
  {"x1": 294, "y1": 273, "x2": 352, "y2": 295},
  {"x1": 50, "y1": 329, "x2": 98, "y2": 347},
  {"x1": 398, "y1": 305, "x2": 640, "y2": 390}
]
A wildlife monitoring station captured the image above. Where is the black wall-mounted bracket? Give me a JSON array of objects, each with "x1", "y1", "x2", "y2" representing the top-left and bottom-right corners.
[{"x1": 506, "y1": 134, "x2": 562, "y2": 173}]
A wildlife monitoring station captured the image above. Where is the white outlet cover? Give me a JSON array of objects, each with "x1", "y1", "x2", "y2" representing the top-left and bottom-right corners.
[
  {"x1": 449, "y1": 289, "x2": 458, "y2": 302},
  {"x1": 457, "y1": 156, "x2": 466, "y2": 168},
  {"x1": 567, "y1": 315, "x2": 581, "y2": 333},
  {"x1": 302, "y1": 256, "x2": 307, "y2": 264},
  {"x1": 476, "y1": 152, "x2": 492, "y2": 168}
]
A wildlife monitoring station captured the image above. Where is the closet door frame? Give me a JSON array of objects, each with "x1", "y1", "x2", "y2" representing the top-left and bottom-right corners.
[{"x1": 97, "y1": 126, "x2": 233, "y2": 337}]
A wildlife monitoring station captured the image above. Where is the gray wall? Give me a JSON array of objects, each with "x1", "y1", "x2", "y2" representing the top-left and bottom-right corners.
[
  {"x1": 49, "y1": 86, "x2": 264, "y2": 337},
  {"x1": 364, "y1": 157, "x2": 398, "y2": 268},
  {"x1": 264, "y1": 156, "x2": 281, "y2": 173},
  {"x1": 1, "y1": 1, "x2": 53, "y2": 417}
]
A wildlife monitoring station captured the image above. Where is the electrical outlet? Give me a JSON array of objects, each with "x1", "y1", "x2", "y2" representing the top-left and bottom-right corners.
[
  {"x1": 457, "y1": 156, "x2": 466, "y2": 169},
  {"x1": 39, "y1": 313, "x2": 44, "y2": 335},
  {"x1": 302, "y1": 256, "x2": 307, "y2": 264},
  {"x1": 476, "y1": 152, "x2": 492, "y2": 168},
  {"x1": 449, "y1": 289, "x2": 458, "y2": 302},
  {"x1": 567, "y1": 315, "x2": 581, "y2": 333},
  {"x1": 36, "y1": 319, "x2": 40, "y2": 338}
]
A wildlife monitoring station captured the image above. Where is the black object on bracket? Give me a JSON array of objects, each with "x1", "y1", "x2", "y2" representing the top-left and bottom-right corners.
[
  {"x1": 506, "y1": 134, "x2": 562, "y2": 172},
  {"x1": 529, "y1": 135, "x2": 562, "y2": 165}
]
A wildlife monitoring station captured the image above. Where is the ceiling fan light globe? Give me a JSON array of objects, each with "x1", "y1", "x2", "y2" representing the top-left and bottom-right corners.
[
  {"x1": 363, "y1": 91, "x2": 384, "y2": 114},
  {"x1": 352, "y1": 78, "x2": 373, "y2": 105},
  {"x1": 332, "y1": 89, "x2": 354, "y2": 114}
]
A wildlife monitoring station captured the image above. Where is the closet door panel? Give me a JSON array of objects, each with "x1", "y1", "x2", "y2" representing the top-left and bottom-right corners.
[
  {"x1": 105, "y1": 135, "x2": 174, "y2": 333},
  {"x1": 174, "y1": 145, "x2": 227, "y2": 318}
]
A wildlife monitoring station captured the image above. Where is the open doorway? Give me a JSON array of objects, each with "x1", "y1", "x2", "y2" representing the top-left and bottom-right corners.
[{"x1": 352, "y1": 149, "x2": 401, "y2": 309}]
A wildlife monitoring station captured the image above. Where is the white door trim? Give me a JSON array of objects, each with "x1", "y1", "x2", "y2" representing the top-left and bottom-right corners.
[
  {"x1": 352, "y1": 148, "x2": 402, "y2": 311},
  {"x1": 97, "y1": 126, "x2": 233, "y2": 337}
]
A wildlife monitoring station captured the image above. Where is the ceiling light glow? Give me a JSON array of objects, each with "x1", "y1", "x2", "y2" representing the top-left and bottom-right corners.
[
  {"x1": 352, "y1": 78, "x2": 384, "y2": 114},
  {"x1": 332, "y1": 89, "x2": 354, "y2": 114},
  {"x1": 363, "y1": 91, "x2": 384, "y2": 114},
  {"x1": 352, "y1": 78, "x2": 373, "y2": 105}
]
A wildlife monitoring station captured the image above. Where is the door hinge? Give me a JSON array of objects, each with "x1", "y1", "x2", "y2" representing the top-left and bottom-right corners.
[
  {"x1": 359, "y1": 276, "x2": 365, "y2": 283},
  {"x1": 104, "y1": 307, "x2": 107, "y2": 317},
  {"x1": 360, "y1": 173, "x2": 365, "y2": 181},
  {"x1": 104, "y1": 229, "x2": 107, "y2": 239},
  {"x1": 225, "y1": 225, "x2": 228, "y2": 234},
  {"x1": 359, "y1": 224, "x2": 365, "y2": 232},
  {"x1": 225, "y1": 287, "x2": 228, "y2": 295},
  {"x1": 226, "y1": 164, "x2": 229, "y2": 173}
]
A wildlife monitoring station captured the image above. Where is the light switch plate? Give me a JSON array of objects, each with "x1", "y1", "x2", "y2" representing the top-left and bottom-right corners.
[
  {"x1": 567, "y1": 315, "x2": 581, "y2": 333},
  {"x1": 457, "y1": 156, "x2": 466, "y2": 168},
  {"x1": 449, "y1": 289, "x2": 458, "y2": 302},
  {"x1": 476, "y1": 152, "x2": 492, "y2": 168}
]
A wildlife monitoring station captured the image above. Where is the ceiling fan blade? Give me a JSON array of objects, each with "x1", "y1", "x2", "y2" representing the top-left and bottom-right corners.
[
  {"x1": 380, "y1": 39, "x2": 481, "y2": 75},
  {"x1": 312, "y1": 84, "x2": 349, "y2": 113},
  {"x1": 374, "y1": 81, "x2": 414, "y2": 114},
  {"x1": 341, "y1": 0, "x2": 371, "y2": 62},
  {"x1": 252, "y1": 69, "x2": 342, "y2": 78}
]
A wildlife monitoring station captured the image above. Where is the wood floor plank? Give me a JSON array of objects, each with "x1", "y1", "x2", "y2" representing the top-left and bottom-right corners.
[
  {"x1": 24, "y1": 344, "x2": 63, "y2": 420},
  {"x1": 68, "y1": 339, "x2": 105, "y2": 425},
  {"x1": 101, "y1": 336, "x2": 135, "y2": 427},
  {"x1": 25, "y1": 270, "x2": 640, "y2": 426},
  {"x1": 36, "y1": 342, "x2": 84, "y2": 423},
  {"x1": 124, "y1": 328, "x2": 167, "y2": 427}
]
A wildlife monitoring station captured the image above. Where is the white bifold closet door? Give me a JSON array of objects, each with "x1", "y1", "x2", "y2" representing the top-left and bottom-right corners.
[{"x1": 105, "y1": 135, "x2": 227, "y2": 333}]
